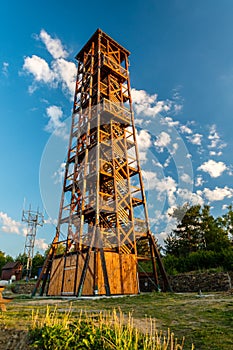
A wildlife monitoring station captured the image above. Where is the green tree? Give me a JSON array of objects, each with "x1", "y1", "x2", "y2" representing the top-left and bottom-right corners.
[
  {"x1": 221, "y1": 205, "x2": 233, "y2": 241},
  {"x1": 164, "y1": 204, "x2": 233, "y2": 273},
  {"x1": 164, "y1": 204, "x2": 203, "y2": 257},
  {"x1": 31, "y1": 252, "x2": 45, "y2": 278},
  {"x1": 201, "y1": 205, "x2": 231, "y2": 251},
  {"x1": 15, "y1": 252, "x2": 28, "y2": 266}
]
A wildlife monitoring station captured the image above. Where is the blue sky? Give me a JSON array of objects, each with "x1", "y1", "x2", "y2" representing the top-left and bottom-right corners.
[{"x1": 1, "y1": 0, "x2": 233, "y2": 257}]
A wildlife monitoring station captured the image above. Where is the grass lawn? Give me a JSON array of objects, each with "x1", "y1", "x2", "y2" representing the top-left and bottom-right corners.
[{"x1": 1, "y1": 291, "x2": 233, "y2": 349}]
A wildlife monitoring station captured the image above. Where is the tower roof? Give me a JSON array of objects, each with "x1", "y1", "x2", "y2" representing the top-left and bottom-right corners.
[{"x1": 75, "y1": 28, "x2": 130, "y2": 61}]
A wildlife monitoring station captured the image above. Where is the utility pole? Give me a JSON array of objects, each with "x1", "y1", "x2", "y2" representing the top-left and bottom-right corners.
[{"x1": 22, "y1": 206, "x2": 44, "y2": 279}]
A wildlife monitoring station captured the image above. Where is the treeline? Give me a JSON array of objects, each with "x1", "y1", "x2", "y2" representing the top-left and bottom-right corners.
[{"x1": 163, "y1": 204, "x2": 233, "y2": 274}]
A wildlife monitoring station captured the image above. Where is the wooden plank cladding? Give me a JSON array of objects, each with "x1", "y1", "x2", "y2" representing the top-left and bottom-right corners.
[{"x1": 48, "y1": 252, "x2": 138, "y2": 296}]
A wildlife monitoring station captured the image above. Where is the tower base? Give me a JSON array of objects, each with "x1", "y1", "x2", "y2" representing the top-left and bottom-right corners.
[{"x1": 47, "y1": 252, "x2": 139, "y2": 296}]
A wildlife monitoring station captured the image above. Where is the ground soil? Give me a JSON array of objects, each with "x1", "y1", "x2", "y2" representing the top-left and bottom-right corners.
[{"x1": 0, "y1": 328, "x2": 29, "y2": 350}]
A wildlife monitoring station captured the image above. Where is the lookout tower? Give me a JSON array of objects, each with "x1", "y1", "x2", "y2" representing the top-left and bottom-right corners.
[{"x1": 34, "y1": 29, "x2": 170, "y2": 297}]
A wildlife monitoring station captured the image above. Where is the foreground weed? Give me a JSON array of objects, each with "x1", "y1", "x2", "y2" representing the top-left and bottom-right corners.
[{"x1": 28, "y1": 306, "x2": 194, "y2": 349}]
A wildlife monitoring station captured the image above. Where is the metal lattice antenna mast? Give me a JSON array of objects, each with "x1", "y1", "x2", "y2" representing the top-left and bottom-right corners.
[{"x1": 22, "y1": 206, "x2": 44, "y2": 279}]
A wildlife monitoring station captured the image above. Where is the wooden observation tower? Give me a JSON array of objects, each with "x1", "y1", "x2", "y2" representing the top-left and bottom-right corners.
[{"x1": 34, "y1": 29, "x2": 170, "y2": 297}]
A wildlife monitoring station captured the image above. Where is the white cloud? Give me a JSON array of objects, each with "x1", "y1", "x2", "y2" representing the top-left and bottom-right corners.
[
  {"x1": 44, "y1": 217, "x2": 58, "y2": 225},
  {"x1": 208, "y1": 124, "x2": 219, "y2": 148},
  {"x1": 207, "y1": 124, "x2": 226, "y2": 151},
  {"x1": 142, "y1": 171, "x2": 177, "y2": 206},
  {"x1": 139, "y1": 151, "x2": 147, "y2": 164},
  {"x1": 51, "y1": 58, "x2": 76, "y2": 97},
  {"x1": 35, "y1": 238, "x2": 48, "y2": 251},
  {"x1": 198, "y1": 159, "x2": 227, "y2": 178},
  {"x1": 171, "y1": 87, "x2": 184, "y2": 114},
  {"x1": 53, "y1": 162, "x2": 66, "y2": 184},
  {"x1": 195, "y1": 175, "x2": 204, "y2": 187},
  {"x1": 174, "y1": 104, "x2": 183, "y2": 113},
  {"x1": 152, "y1": 159, "x2": 163, "y2": 168},
  {"x1": 180, "y1": 173, "x2": 193, "y2": 184},
  {"x1": 45, "y1": 105, "x2": 68, "y2": 139},
  {"x1": 187, "y1": 133, "x2": 203, "y2": 145},
  {"x1": 162, "y1": 116, "x2": 179, "y2": 127},
  {"x1": 131, "y1": 88, "x2": 157, "y2": 106},
  {"x1": 171, "y1": 142, "x2": 179, "y2": 155},
  {"x1": 2, "y1": 62, "x2": 9, "y2": 76},
  {"x1": 202, "y1": 186, "x2": 233, "y2": 202},
  {"x1": 209, "y1": 151, "x2": 222, "y2": 156},
  {"x1": 23, "y1": 55, "x2": 56, "y2": 84},
  {"x1": 177, "y1": 189, "x2": 204, "y2": 206},
  {"x1": 163, "y1": 155, "x2": 172, "y2": 168},
  {"x1": 135, "y1": 118, "x2": 144, "y2": 126},
  {"x1": 131, "y1": 88, "x2": 171, "y2": 117},
  {"x1": 135, "y1": 129, "x2": 151, "y2": 163},
  {"x1": 0, "y1": 212, "x2": 22, "y2": 235},
  {"x1": 39, "y1": 29, "x2": 68, "y2": 59},
  {"x1": 154, "y1": 131, "x2": 171, "y2": 150},
  {"x1": 136, "y1": 129, "x2": 151, "y2": 150},
  {"x1": 180, "y1": 125, "x2": 192, "y2": 134},
  {"x1": 22, "y1": 30, "x2": 76, "y2": 98}
]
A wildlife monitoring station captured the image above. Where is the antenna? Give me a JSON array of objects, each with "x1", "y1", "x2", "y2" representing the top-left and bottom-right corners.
[{"x1": 22, "y1": 206, "x2": 44, "y2": 279}]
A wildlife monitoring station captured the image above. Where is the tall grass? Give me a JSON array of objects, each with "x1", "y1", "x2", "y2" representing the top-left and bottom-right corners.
[{"x1": 28, "y1": 305, "x2": 194, "y2": 349}]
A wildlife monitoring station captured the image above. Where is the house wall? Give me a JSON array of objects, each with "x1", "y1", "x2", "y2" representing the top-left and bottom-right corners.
[{"x1": 1, "y1": 267, "x2": 22, "y2": 281}]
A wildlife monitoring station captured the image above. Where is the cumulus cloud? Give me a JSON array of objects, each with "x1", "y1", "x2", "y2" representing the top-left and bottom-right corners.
[
  {"x1": 142, "y1": 171, "x2": 177, "y2": 206},
  {"x1": 209, "y1": 151, "x2": 222, "y2": 156},
  {"x1": 51, "y1": 58, "x2": 76, "y2": 97},
  {"x1": 23, "y1": 55, "x2": 55, "y2": 84},
  {"x1": 131, "y1": 88, "x2": 171, "y2": 117},
  {"x1": 35, "y1": 238, "x2": 48, "y2": 251},
  {"x1": 195, "y1": 175, "x2": 204, "y2": 187},
  {"x1": 0, "y1": 212, "x2": 22, "y2": 235},
  {"x1": 208, "y1": 124, "x2": 227, "y2": 151},
  {"x1": 187, "y1": 133, "x2": 203, "y2": 145},
  {"x1": 198, "y1": 159, "x2": 227, "y2": 178},
  {"x1": 162, "y1": 116, "x2": 179, "y2": 127},
  {"x1": 136, "y1": 129, "x2": 151, "y2": 150},
  {"x1": 135, "y1": 129, "x2": 151, "y2": 164},
  {"x1": 39, "y1": 29, "x2": 68, "y2": 59},
  {"x1": 177, "y1": 189, "x2": 204, "y2": 206},
  {"x1": 202, "y1": 186, "x2": 233, "y2": 202},
  {"x1": 22, "y1": 30, "x2": 76, "y2": 98},
  {"x1": 170, "y1": 142, "x2": 179, "y2": 155},
  {"x1": 180, "y1": 173, "x2": 193, "y2": 184},
  {"x1": 154, "y1": 131, "x2": 171, "y2": 151},
  {"x1": 180, "y1": 125, "x2": 192, "y2": 134},
  {"x1": 45, "y1": 105, "x2": 68, "y2": 139}
]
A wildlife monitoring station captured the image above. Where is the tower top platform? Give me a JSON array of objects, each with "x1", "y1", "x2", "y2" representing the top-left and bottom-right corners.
[{"x1": 75, "y1": 28, "x2": 131, "y2": 61}]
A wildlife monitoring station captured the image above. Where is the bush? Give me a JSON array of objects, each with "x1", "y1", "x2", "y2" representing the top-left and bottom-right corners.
[{"x1": 164, "y1": 249, "x2": 233, "y2": 275}]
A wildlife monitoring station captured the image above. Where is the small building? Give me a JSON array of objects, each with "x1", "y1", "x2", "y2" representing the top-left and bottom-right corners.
[{"x1": 1, "y1": 261, "x2": 23, "y2": 281}]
